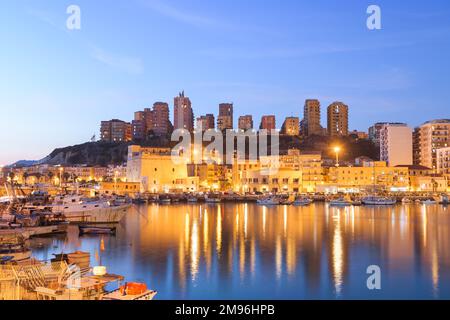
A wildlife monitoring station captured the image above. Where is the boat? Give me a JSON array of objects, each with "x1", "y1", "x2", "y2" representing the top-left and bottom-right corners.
[
  {"x1": 79, "y1": 225, "x2": 117, "y2": 235},
  {"x1": 402, "y1": 197, "x2": 413, "y2": 204},
  {"x1": 257, "y1": 196, "x2": 280, "y2": 206},
  {"x1": 293, "y1": 196, "x2": 313, "y2": 206},
  {"x1": 205, "y1": 193, "x2": 221, "y2": 204},
  {"x1": 159, "y1": 198, "x2": 171, "y2": 204},
  {"x1": 0, "y1": 233, "x2": 31, "y2": 263},
  {"x1": 421, "y1": 199, "x2": 437, "y2": 205},
  {"x1": 439, "y1": 194, "x2": 449, "y2": 205},
  {"x1": 187, "y1": 196, "x2": 198, "y2": 203},
  {"x1": 329, "y1": 197, "x2": 352, "y2": 207},
  {"x1": 50, "y1": 195, "x2": 130, "y2": 223},
  {"x1": 362, "y1": 195, "x2": 397, "y2": 206}
]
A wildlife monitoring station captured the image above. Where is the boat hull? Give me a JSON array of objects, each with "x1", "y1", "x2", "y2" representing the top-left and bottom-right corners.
[{"x1": 62, "y1": 204, "x2": 130, "y2": 223}]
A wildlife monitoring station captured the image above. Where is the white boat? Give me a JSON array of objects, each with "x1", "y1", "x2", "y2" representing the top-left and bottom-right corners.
[
  {"x1": 205, "y1": 197, "x2": 221, "y2": 204},
  {"x1": 329, "y1": 197, "x2": 352, "y2": 207},
  {"x1": 362, "y1": 196, "x2": 396, "y2": 206},
  {"x1": 159, "y1": 198, "x2": 171, "y2": 204},
  {"x1": 51, "y1": 195, "x2": 129, "y2": 223},
  {"x1": 257, "y1": 196, "x2": 280, "y2": 206},
  {"x1": 187, "y1": 196, "x2": 198, "y2": 203},
  {"x1": 421, "y1": 199, "x2": 437, "y2": 205},
  {"x1": 440, "y1": 194, "x2": 449, "y2": 205},
  {"x1": 293, "y1": 197, "x2": 313, "y2": 206}
]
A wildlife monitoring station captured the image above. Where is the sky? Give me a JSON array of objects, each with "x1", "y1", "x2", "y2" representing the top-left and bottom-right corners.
[{"x1": 1, "y1": 0, "x2": 450, "y2": 165}]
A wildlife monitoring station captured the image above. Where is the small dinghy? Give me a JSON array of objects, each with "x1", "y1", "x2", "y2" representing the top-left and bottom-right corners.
[{"x1": 79, "y1": 225, "x2": 117, "y2": 235}]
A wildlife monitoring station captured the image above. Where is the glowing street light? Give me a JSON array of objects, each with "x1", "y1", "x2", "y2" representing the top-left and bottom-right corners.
[{"x1": 334, "y1": 146, "x2": 341, "y2": 167}]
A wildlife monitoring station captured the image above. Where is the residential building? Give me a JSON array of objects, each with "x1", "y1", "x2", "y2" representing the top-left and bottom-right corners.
[
  {"x1": 281, "y1": 117, "x2": 300, "y2": 136},
  {"x1": 437, "y1": 147, "x2": 450, "y2": 174},
  {"x1": 174, "y1": 91, "x2": 194, "y2": 131},
  {"x1": 100, "y1": 119, "x2": 132, "y2": 142},
  {"x1": 413, "y1": 119, "x2": 450, "y2": 170},
  {"x1": 259, "y1": 115, "x2": 276, "y2": 131},
  {"x1": 196, "y1": 114, "x2": 215, "y2": 131},
  {"x1": 152, "y1": 102, "x2": 171, "y2": 135},
  {"x1": 327, "y1": 102, "x2": 349, "y2": 136},
  {"x1": 350, "y1": 130, "x2": 369, "y2": 140},
  {"x1": 369, "y1": 122, "x2": 406, "y2": 146},
  {"x1": 303, "y1": 99, "x2": 322, "y2": 136},
  {"x1": 217, "y1": 103, "x2": 233, "y2": 131},
  {"x1": 238, "y1": 115, "x2": 254, "y2": 130},
  {"x1": 379, "y1": 123, "x2": 413, "y2": 167}
]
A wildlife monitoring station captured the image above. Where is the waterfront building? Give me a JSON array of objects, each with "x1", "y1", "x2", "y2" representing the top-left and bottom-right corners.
[
  {"x1": 126, "y1": 145, "x2": 198, "y2": 193},
  {"x1": 327, "y1": 102, "x2": 349, "y2": 137},
  {"x1": 196, "y1": 114, "x2": 215, "y2": 131},
  {"x1": 99, "y1": 181, "x2": 140, "y2": 196},
  {"x1": 100, "y1": 119, "x2": 132, "y2": 143},
  {"x1": 233, "y1": 149, "x2": 324, "y2": 193},
  {"x1": 281, "y1": 117, "x2": 300, "y2": 136},
  {"x1": 325, "y1": 161, "x2": 410, "y2": 193},
  {"x1": 303, "y1": 99, "x2": 322, "y2": 136},
  {"x1": 396, "y1": 164, "x2": 447, "y2": 192},
  {"x1": 238, "y1": 115, "x2": 254, "y2": 130},
  {"x1": 217, "y1": 103, "x2": 234, "y2": 131},
  {"x1": 379, "y1": 123, "x2": 413, "y2": 167},
  {"x1": 174, "y1": 91, "x2": 194, "y2": 131},
  {"x1": 413, "y1": 119, "x2": 450, "y2": 171},
  {"x1": 259, "y1": 115, "x2": 276, "y2": 131}
]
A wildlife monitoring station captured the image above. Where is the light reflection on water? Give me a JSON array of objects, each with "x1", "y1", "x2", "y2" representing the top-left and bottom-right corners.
[{"x1": 30, "y1": 203, "x2": 450, "y2": 299}]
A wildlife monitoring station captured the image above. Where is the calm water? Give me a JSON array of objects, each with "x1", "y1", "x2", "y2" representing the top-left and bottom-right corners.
[{"x1": 30, "y1": 203, "x2": 450, "y2": 300}]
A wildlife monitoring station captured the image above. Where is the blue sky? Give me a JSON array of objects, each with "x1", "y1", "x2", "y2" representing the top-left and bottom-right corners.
[{"x1": 1, "y1": 0, "x2": 450, "y2": 164}]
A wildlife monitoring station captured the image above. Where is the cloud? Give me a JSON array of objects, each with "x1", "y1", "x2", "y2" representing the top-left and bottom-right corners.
[
  {"x1": 197, "y1": 40, "x2": 416, "y2": 60},
  {"x1": 90, "y1": 47, "x2": 144, "y2": 75},
  {"x1": 138, "y1": 0, "x2": 280, "y2": 36}
]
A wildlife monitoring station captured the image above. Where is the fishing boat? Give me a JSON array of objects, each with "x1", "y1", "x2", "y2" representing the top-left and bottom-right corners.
[
  {"x1": 362, "y1": 195, "x2": 397, "y2": 206},
  {"x1": 293, "y1": 196, "x2": 313, "y2": 206},
  {"x1": 50, "y1": 195, "x2": 130, "y2": 223},
  {"x1": 257, "y1": 196, "x2": 280, "y2": 206},
  {"x1": 79, "y1": 225, "x2": 117, "y2": 235}
]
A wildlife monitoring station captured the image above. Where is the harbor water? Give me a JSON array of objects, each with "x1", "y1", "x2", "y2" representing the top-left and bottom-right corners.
[{"x1": 30, "y1": 203, "x2": 450, "y2": 299}]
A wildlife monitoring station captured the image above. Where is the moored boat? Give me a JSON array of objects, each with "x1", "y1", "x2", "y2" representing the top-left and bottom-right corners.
[
  {"x1": 257, "y1": 196, "x2": 280, "y2": 206},
  {"x1": 51, "y1": 195, "x2": 129, "y2": 223},
  {"x1": 362, "y1": 196, "x2": 397, "y2": 206},
  {"x1": 79, "y1": 225, "x2": 117, "y2": 235},
  {"x1": 329, "y1": 197, "x2": 352, "y2": 207},
  {"x1": 293, "y1": 196, "x2": 313, "y2": 206}
]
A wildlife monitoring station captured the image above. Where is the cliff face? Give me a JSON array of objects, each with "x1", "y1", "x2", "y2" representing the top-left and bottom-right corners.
[
  {"x1": 15, "y1": 135, "x2": 377, "y2": 168},
  {"x1": 45, "y1": 142, "x2": 131, "y2": 166}
]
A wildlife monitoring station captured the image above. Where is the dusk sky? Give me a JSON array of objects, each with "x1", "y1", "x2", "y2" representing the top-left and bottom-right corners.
[{"x1": 1, "y1": 0, "x2": 450, "y2": 165}]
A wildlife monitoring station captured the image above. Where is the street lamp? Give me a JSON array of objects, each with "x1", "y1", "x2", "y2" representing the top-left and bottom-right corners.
[
  {"x1": 59, "y1": 167, "x2": 63, "y2": 188},
  {"x1": 334, "y1": 146, "x2": 341, "y2": 167}
]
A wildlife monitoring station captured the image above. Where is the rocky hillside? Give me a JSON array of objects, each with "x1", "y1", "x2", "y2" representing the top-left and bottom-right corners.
[{"x1": 11, "y1": 134, "x2": 378, "y2": 168}]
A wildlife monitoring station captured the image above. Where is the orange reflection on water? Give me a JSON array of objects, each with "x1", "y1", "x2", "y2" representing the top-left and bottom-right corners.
[{"x1": 129, "y1": 202, "x2": 450, "y2": 297}]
